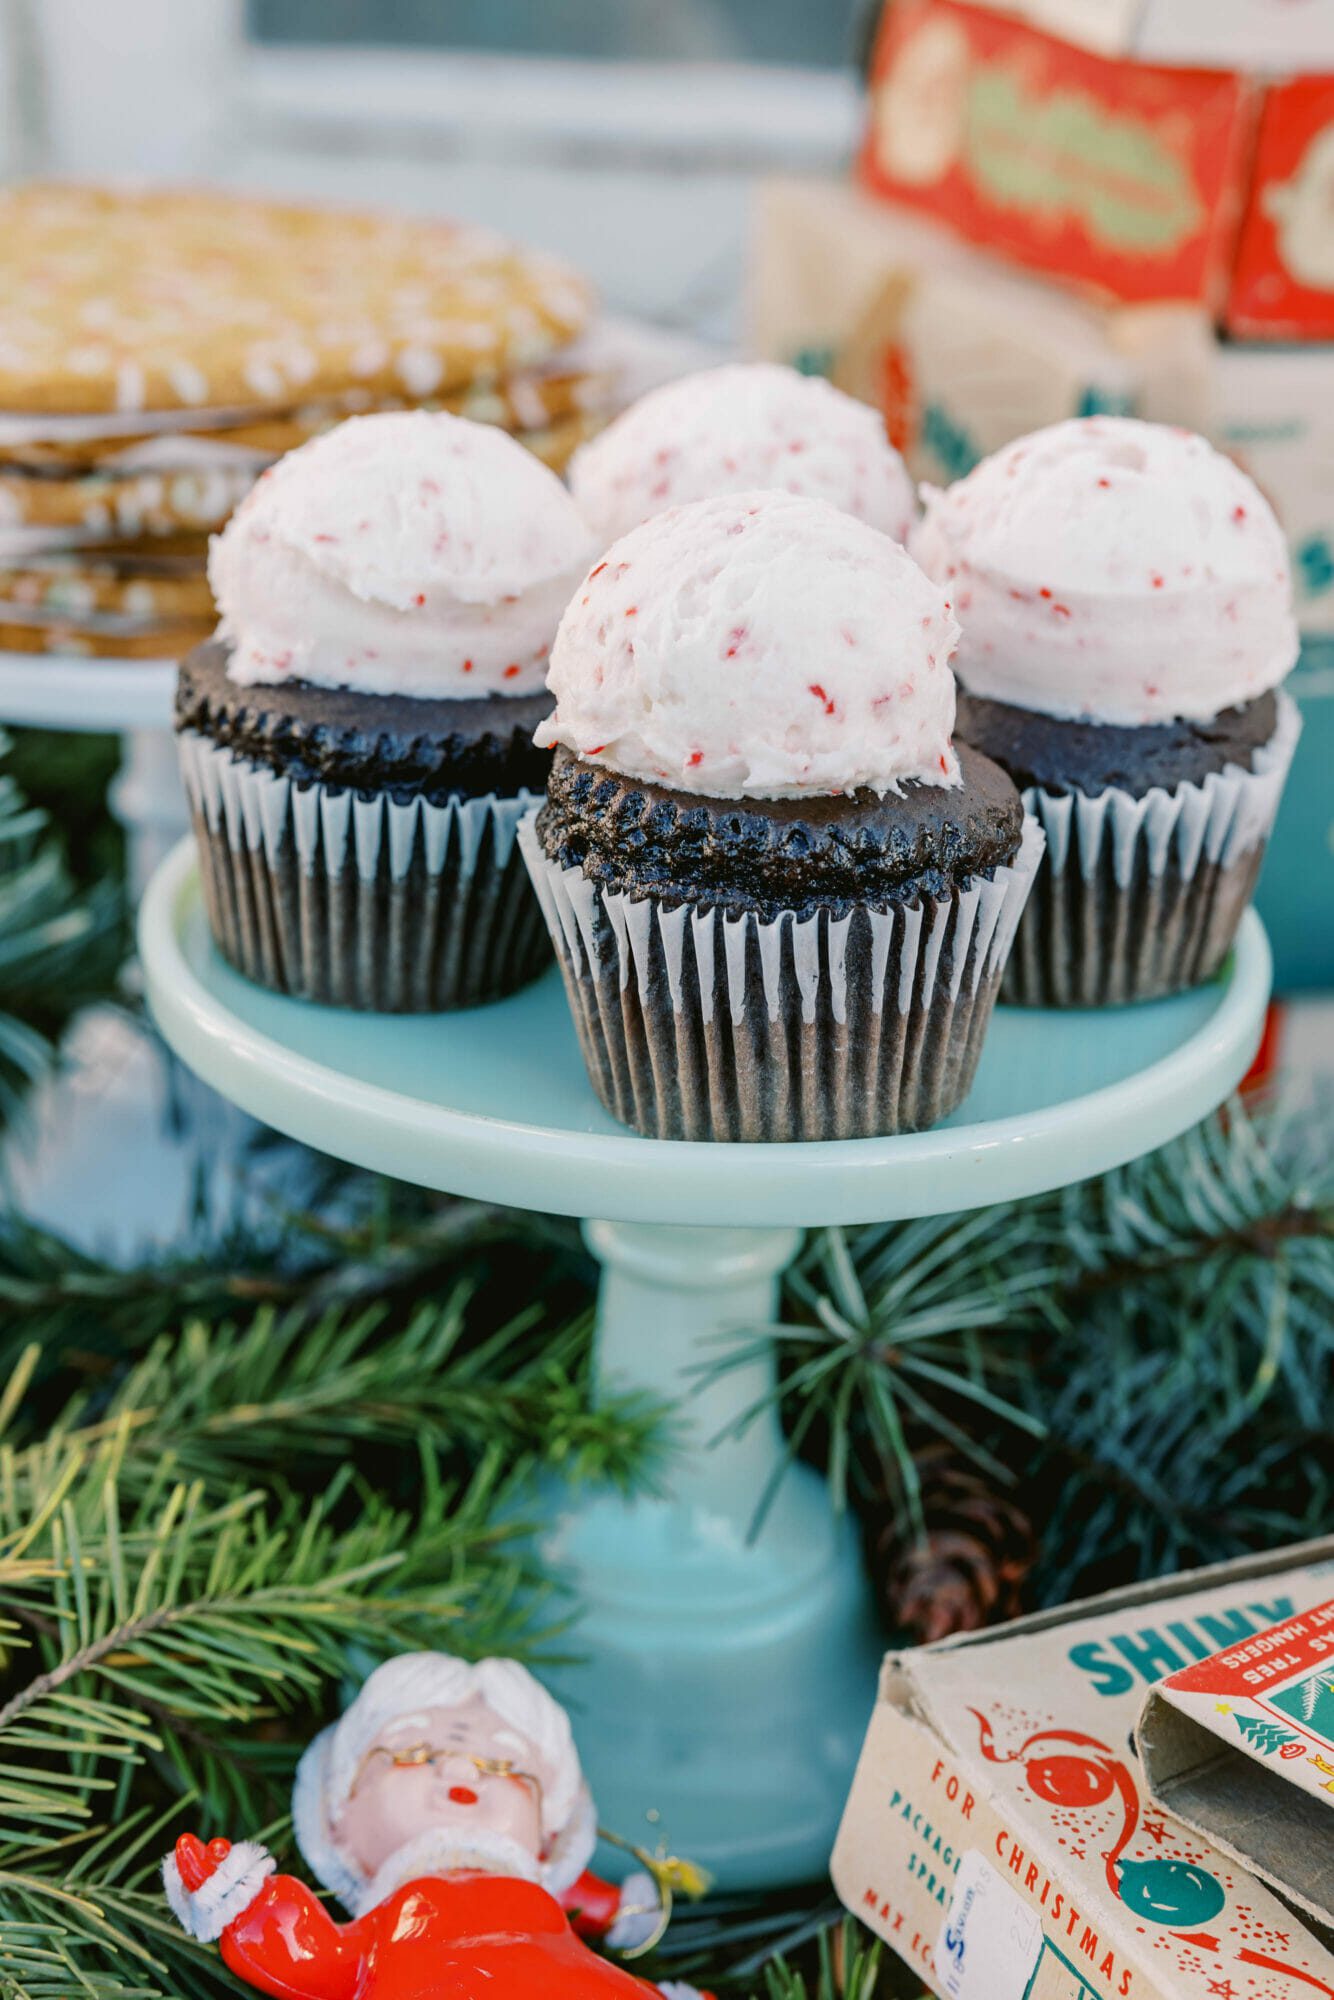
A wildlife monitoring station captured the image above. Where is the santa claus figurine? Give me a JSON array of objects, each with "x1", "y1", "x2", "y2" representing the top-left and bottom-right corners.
[{"x1": 163, "y1": 1652, "x2": 693, "y2": 2000}]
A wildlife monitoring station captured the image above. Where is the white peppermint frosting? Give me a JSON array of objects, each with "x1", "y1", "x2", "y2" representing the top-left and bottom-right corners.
[
  {"x1": 212, "y1": 411, "x2": 597, "y2": 698},
  {"x1": 568, "y1": 363, "x2": 916, "y2": 548},
  {"x1": 536, "y1": 489, "x2": 961, "y2": 800},
  {"x1": 912, "y1": 416, "x2": 1298, "y2": 727}
]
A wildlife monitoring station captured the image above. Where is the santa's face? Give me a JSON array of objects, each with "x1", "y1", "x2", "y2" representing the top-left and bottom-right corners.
[{"x1": 334, "y1": 1696, "x2": 551, "y2": 1878}]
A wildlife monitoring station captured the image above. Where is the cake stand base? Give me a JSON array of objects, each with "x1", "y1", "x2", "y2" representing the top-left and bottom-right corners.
[{"x1": 540, "y1": 1221, "x2": 881, "y2": 1886}]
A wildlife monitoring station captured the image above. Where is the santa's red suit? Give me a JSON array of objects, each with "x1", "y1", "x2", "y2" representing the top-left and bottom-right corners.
[{"x1": 172, "y1": 1834, "x2": 658, "y2": 2000}]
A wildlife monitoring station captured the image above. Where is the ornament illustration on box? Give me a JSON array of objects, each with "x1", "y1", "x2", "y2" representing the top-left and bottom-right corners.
[
  {"x1": 1115, "y1": 1857, "x2": 1225, "y2": 1929},
  {"x1": 970, "y1": 1710, "x2": 1224, "y2": 1927},
  {"x1": 968, "y1": 1705, "x2": 1334, "y2": 1993},
  {"x1": 163, "y1": 1654, "x2": 708, "y2": 2000}
]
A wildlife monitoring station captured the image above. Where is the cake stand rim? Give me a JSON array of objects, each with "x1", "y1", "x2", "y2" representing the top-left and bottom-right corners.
[{"x1": 138, "y1": 836, "x2": 1272, "y2": 1228}]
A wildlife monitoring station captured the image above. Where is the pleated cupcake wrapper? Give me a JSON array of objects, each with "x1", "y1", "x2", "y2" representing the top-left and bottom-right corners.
[
  {"x1": 179, "y1": 729, "x2": 549, "y2": 1011},
  {"x1": 518, "y1": 811, "x2": 1045, "y2": 1142},
  {"x1": 1005, "y1": 690, "x2": 1301, "y2": 1007}
]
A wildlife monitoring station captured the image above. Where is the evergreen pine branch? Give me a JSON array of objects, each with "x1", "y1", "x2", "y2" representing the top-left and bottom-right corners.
[
  {"x1": 1, "y1": 1802, "x2": 244, "y2": 1996},
  {"x1": 0, "y1": 1185, "x2": 589, "y2": 1387},
  {"x1": 695, "y1": 1201, "x2": 1051, "y2": 1536},
  {"x1": 0, "y1": 1188, "x2": 664, "y2": 1999},
  {"x1": 0, "y1": 1430, "x2": 549, "y2": 1840},
  {"x1": 1029, "y1": 1346, "x2": 1330, "y2": 1604},
  {"x1": 700, "y1": 1096, "x2": 1331, "y2": 1600},
  {"x1": 757, "y1": 1920, "x2": 886, "y2": 2000},
  {"x1": 0, "y1": 1853, "x2": 247, "y2": 2000},
  {"x1": 645, "y1": 1897, "x2": 901, "y2": 2000},
  {"x1": 4, "y1": 1292, "x2": 663, "y2": 1498}
]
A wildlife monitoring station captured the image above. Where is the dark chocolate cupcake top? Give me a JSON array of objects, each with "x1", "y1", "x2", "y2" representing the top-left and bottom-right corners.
[
  {"x1": 178, "y1": 640, "x2": 552, "y2": 801},
  {"x1": 954, "y1": 687, "x2": 1279, "y2": 800},
  {"x1": 538, "y1": 740, "x2": 1023, "y2": 922}
]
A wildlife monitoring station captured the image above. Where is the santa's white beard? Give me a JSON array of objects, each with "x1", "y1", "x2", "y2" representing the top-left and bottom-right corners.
[{"x1": 353, "y1": 1824, "x2": 544, "y2": 1917}]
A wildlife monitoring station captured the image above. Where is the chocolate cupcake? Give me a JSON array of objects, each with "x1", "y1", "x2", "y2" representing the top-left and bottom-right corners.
[
  {"x1": 913, "y1": 418, "x2": 1301, "y2": 1007},
  {"x1": 518, "y1": 490, "x2": 1043, "y2": 1142},
  {"x1": 178, "y1": 411, "x2": 595, "y2": 1010}
]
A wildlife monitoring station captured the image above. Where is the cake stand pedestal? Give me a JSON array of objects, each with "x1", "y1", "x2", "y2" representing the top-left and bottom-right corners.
[{"x1": 138, "y1": 837, "x2": 1271, "y2": 1890}]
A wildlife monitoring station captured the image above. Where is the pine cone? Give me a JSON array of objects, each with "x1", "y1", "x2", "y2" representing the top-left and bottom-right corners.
[{"x1": 866, "y1": 1444, "x2": 1035, "y2": 1644}]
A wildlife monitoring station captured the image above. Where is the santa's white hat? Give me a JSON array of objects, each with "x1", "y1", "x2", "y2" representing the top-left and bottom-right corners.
[{"x1": 292, "y1": 1654, "x2": 597, "y2": 1916}]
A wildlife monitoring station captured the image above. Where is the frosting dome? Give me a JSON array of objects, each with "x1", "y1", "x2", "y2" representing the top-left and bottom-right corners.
[
  {"x1": 912, "y1": 416, "x2": 1298, "y2": 727},
  {"x1": 568, "y1": 362, "x2": 916, "y2": 547},
  {"x1": 535, "y1": 488, "x2": 961, "y2": 800},
  {"x1": 211, "y1": 410, "x2": 596, "y2": 698}
]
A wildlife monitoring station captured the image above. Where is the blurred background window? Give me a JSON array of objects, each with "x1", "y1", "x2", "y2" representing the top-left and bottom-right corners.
[
  {"x1": 249, "y1": 0, "x2": 860, "y2": 68},
  {"x1": 234, "y1": 1, "x2": 865, "y2": 341}
]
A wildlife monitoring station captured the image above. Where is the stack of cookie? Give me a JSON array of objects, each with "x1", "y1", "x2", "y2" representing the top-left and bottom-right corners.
[{"x1": 0, "y1": 184, "x2": 604, "y2": 660}]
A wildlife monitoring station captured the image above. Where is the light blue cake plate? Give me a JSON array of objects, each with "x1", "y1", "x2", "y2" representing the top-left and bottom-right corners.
[{"x1": 139, "y1": 838, "x2": 1272, "y2": 1891}]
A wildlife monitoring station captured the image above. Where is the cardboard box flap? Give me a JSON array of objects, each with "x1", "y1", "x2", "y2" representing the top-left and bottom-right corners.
[
  {"x1": 1137, "y1": 1692, "x2": 1334, "y2": 1928},
  {"x1": 1136, "y1": 1594, "x2": 1334, "y2": 1928}
]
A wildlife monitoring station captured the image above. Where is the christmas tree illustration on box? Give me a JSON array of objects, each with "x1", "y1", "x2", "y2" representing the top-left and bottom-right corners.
[
  {"x1": 1270, "y1": 1671, "x2": 1334, "y2": 1747},
  {"x1": 1231, "y1": 1712, "x2": 1299, "y2": 1757}
]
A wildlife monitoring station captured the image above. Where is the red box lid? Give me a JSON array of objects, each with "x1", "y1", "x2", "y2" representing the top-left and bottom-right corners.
[{"x1": 859, "y1": 0, "x2": 1258, "y2": 310}]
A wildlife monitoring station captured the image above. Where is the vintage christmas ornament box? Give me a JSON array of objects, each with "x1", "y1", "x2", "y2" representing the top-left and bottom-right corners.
[
  {"x1": 831, "y1": 1536, "x2": 1334, "y2": 2000},
  {"x1": 857, "y1": 0, "x2": 1334, "y2": 338},
  {"x1": 1137, "y1": 1596, "x2": 1334, "y2": 1931}
]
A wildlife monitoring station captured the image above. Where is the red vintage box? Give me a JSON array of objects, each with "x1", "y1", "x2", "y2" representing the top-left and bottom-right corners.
[
  {"x1": 858, "y1": 0, "x2": 1258, "y2": 310},
  {"x1": 1227, "y1": 74, "x2": 1334, "y2": 339}
]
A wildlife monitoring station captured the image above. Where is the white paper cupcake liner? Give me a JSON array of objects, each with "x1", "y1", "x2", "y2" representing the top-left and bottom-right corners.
[
  {"x1": 1004, "y1": 691, "x2": 1301, "y2": 1007},
  {"x1": 179, "y1": 729, "x2": 549, "y2": 1010},
  {"x1": 519, "y1": 811, "x2": 1044, "y2": 1142}
]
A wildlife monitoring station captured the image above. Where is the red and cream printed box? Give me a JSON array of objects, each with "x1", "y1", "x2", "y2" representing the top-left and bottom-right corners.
[
  {"x1": 858, "y1": 0, "x2": 1257, "y2": 311},
  {"x1": 749, "y1": 178, "x2": 1145, "y2": 487},
  {"x1": 1228, "y1": 76, "x2": 1334, "y2": 340},
  {"x1": 832, "y1": 1537, "x2": 1334, "y2": 2000},
  {"x1": 1138, "y1": 1599, "x2": 1334, "y2": 1929}
]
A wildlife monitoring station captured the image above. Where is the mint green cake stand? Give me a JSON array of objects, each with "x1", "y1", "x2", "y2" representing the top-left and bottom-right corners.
[{"x1": 138, "y1": 838, "x2": 1271, "y2": 1890}]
